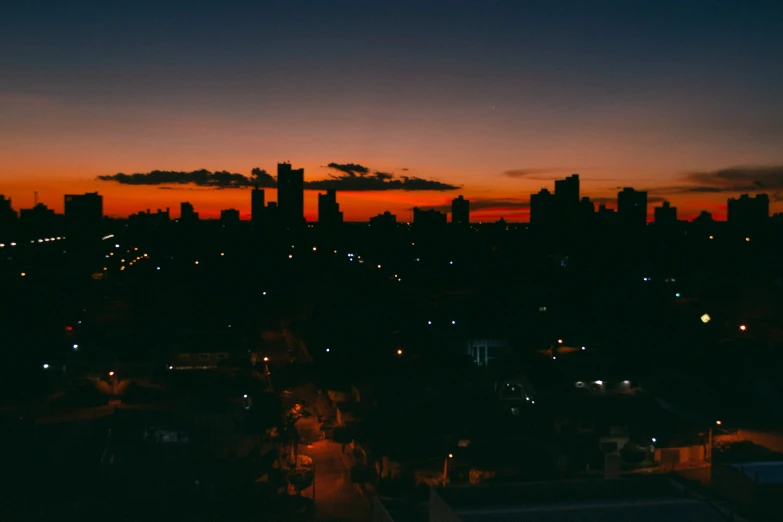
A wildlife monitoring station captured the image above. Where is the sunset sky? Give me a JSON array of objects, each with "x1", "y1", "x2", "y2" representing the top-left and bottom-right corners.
[{"x1": 2, "y1": 1, "x2": 783, "y2": 221}]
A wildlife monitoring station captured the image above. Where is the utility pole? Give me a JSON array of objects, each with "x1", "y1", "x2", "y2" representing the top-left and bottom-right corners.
[{"x1": 443, "y1": 453, "x2": 452, "y2": 485}]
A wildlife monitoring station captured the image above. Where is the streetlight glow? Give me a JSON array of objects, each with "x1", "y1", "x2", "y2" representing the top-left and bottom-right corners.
[{"x1": 739, "y1": 324, "x2": 747, "y2": 331}]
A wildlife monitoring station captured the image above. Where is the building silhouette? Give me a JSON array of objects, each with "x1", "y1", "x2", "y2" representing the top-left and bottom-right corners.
[
  {"x1": 64, "y1": 192, "x2": 103, "y2": 226},
  {"x1": 0, "y1": 194, "x2": 16, "y2": 225},
  {"x1": 251, "y1": 186, "x2": 265, "y2": 225},
  {"x1": 220, "y1": 208, "x2": 240, "y2": 223},
  {"x1": 617, "y1": 187, "x2": 648, "y2": 227},
  {"x1": 529, "y1": 188, "x2": 554, "y2": 227},
  {"x1": 413, "y1": 207, "x2": 447, "y2": 233},
  {"x1": 369, "y1": 211, "x2": 397, "y2": 231},
  {"x1": 579, "y1": 196, "x2": 595, "y2": 221},
  {"x1": 654, "y1": 201, "x2": 677, "y2": 225},
  {"x1": 277, "y1": 162, "x2": 304, "y2": 226},
  {"x1": 19, "y1": 203, "x2": 56, "y2": 233},
  {"x1": 554, "y1": 174, "x2": 580, "y2": 224},
  {"x1": 129, "y1": 208, "x2": 170, "y2": 226},
  {"x1": 728, "y1": 193, "x2": 769, "y2": 229},
  {"x1": 451, "y1": 195, "x2": 470, "y2": 225},
  {"x1": 318, "y1": 188, "x2": 343, "y2": 226},
  {"x1": 180, "y1": 202, "x2": 199, "y2": 221}
]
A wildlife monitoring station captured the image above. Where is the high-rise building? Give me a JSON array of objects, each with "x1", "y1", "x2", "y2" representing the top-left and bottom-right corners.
[
  {"x1": 451, "y1": 195, "x2": 470, "y2": 225},
  {"x1": 617, "y1": 188, "x2": 648, "y2": 227},
  {"x1": 317, "y1": 188, "x2": 343, "y2": 226},
  {"x1": 220, "y1": 208, "x2": 240, "y2": 223},
  {"x1": 64, "y1": 192, "x2": 103, "y2": 226},
  {"x1": 369, "y1": 211, "x2": 397, "y2": 228},
  {"x1": 413, "y1": 207, "x2": 447, "y2": 232},
  {"x1": 529, "y1": 188, "x2": 554, "y2": 226},
  {"x1": 0, "y1": 194, "x2": 16, "y2": 225},
  {"x1": 654, "y1": 201, "x2": 677, "y2": 225},
  {"x1": 579, "y1": 196, "x2": 594, "y2": 219},
  {"x1": 251, "y1": 186, "x2": 265, "y2": 224},
  {"x1": 180, "y1": 202, "x2": 199, "y2": 221},
  {"x1": 555, "y1": 174, "x2": 580, "y2": 207},
  {"x1": 727, "y1": 193, "x2": 769, "y2": 228},
  {"x1": 277, "y1": 162, "x2": 304, "y2": 226}
]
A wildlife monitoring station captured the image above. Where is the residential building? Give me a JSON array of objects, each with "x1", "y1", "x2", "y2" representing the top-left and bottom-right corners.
[
  {"x1": 728, "y1": 193, "x2": 769, "y2": 229},
  {"x1": 654, "y1": 201, "x2": 677, "y2": 225},
  {"x1": 530, "y1": 188, "x2": 554, "y2": 227},
  {"x1": 617, "y1": 187, "x2": 648, "y2": 227},
  {"x1": 180, "y1": 202, "x2": 199, "y2": 221},
  {"x1": 220, "y1": 208, "x2": 240, "y2": 223},
  {"x1": 318, "y1": 188, "x2": 343, "y2": 226},
  {"x1": 251, "y1": 186, "x2": 265, "y2": 225},
  {"x1": 277, "y1": 162, "x2": 304, "y2": 226},
  {"x1": 64, "y1": 192, "x2": 103, "y2": 226},
  {"x1": 451, "y1": 195, "x2": 470, "y2": 225}
]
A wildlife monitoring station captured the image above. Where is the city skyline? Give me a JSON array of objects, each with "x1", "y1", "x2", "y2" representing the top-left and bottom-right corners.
[{"x1": 3, "y1": 1, "x2": 783, "y2": 220}]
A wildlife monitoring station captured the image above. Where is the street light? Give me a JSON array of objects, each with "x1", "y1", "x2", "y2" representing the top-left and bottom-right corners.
[
  {"x1": 263, "y1": 357, "x2": 270, "y2": 362},
  {"x1": 396, "y1": 349, "x2": 403, "y2": 356},
  {"x1": 443, "y1": 453, "x2": 453, "y2": 485},
  {"x1": 739, "y1": 325, "x2": 747, "y2": 331}
]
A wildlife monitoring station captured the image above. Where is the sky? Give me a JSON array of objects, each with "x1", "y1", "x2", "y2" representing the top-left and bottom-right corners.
[{"x1": 2, "y1": 0, "x2": 783, "y2": 221}]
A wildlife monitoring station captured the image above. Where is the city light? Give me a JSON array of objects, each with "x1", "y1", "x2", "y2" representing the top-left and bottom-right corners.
[
  {"x1": 595, "y1": 380, "x2": 603, "y2": 385},
  {"x1": 557, "y1": 339, "x2": 563, "y2": 344},
  {"x1": 716, "y1": 420, "x2": 722, "y2": 425},
  {"x1": 709, "y1": 235, "x2": 714, "y2": 239},
  {"x1": 581, "y1": 346, "x2": 586, "y2": 350},
  {"x1": 115, "y1": 244, "x2": 119, "y2": 248},
  {"x1": 262, "y1": 291, "x2": 267, "y2": 295},
  {"x1": 263, "y1": 357, "x2": 270, "y2": 362},
  {"x1": 312, "y1": 247, "x2": 317, "y2": 251},
  {"x1": 325, "y1": 348, "x2": 330, "y2": 353},
  {"x1": 72, "y1": 344, "x2": 78, "y2": 350},
  {"x1": 194, "y1": 261, "x2": 199, "y2": 265},
  {"x1": 428, "y1": 320, "x2": 432, "y2": 325},
  {"x1": 745, "y1": 237, "x2": 750, "y2": 242},
  {"x1": 675, "y1": 293, "x2": 681, "y2": 297},
  {"x1": 448, "y1": 453, "x2": 453, "y2": 459},
  {"x1": 243, "y1": 394, "x2": 248, "y2": 398},
  {"x1": 700, "y1": 313, "x2": 711, "y2": 323},
  {"x1": 288, "y1": 254, "x2": 293, "y2": 259},
  {"x1": 108, "y1": 371, "x2": 115, "y2": 376},
  {"x1": 451, "y1": 320, "x2": 456, "y2": 325},
  {"x1": 377, "y1": 264, "x2": 382, "y2": 268},
  {"x1": 652, "y1": 437, "x2": 657, "y2": 443},
  {"x1": 43, "y1": 363, "x2": 49, "y2": 369},
  {"x1": 220, "y1": 252, "x2": 224, "y2": 256},
  {"x1": 20, "y1": 272, "x2": 25, "y2": 277},
  {"x1": 739, "y1": 324, "x2": 747, "y2": 331},
  {"x1": 396, "y1": 349, "x2": 403, "y2": 355}
]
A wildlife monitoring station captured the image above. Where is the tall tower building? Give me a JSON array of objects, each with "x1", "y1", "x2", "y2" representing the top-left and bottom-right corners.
[
  {"x1": 451, "y1": 195, "x2": 470, "y2": 225},
  {"x1": 318, "y1": 188, "x2": 343, "y2": 226},
  {"x1": 277, "y1": 162, "x2": 304, "y2": 226},
  {"x1": 617, "y1": 187, "x2": 648, "y2": 227},
  {"x1": 251, "y1": 186, "x2": 266, "y2": 224},
  {"x1": 529, "y1": 188, "x2": 554, "y2": 227}
]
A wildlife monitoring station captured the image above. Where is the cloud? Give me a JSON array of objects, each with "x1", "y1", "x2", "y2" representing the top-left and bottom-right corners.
[
  {"x1": 653, "y1": 165, "x2": 783, "y2": 195},
  {"x1": 98, "y1": 163, "x2": 459, "y2": 192},
  {"x1": 326, "y1": 163, "x2": 371, "y2": 177},
  {"x1": 312, "y1": 163, "x2": 459, "y2": 191},
  {"x1": 250, "y1": 168, "x2": 277, "y2": 188},
  {"x1": 97, "y1": 169, "x2": 260, "y2": 189},
  {"x1": 503, "y1": 168, "x2": 581, "y2": 180}
]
